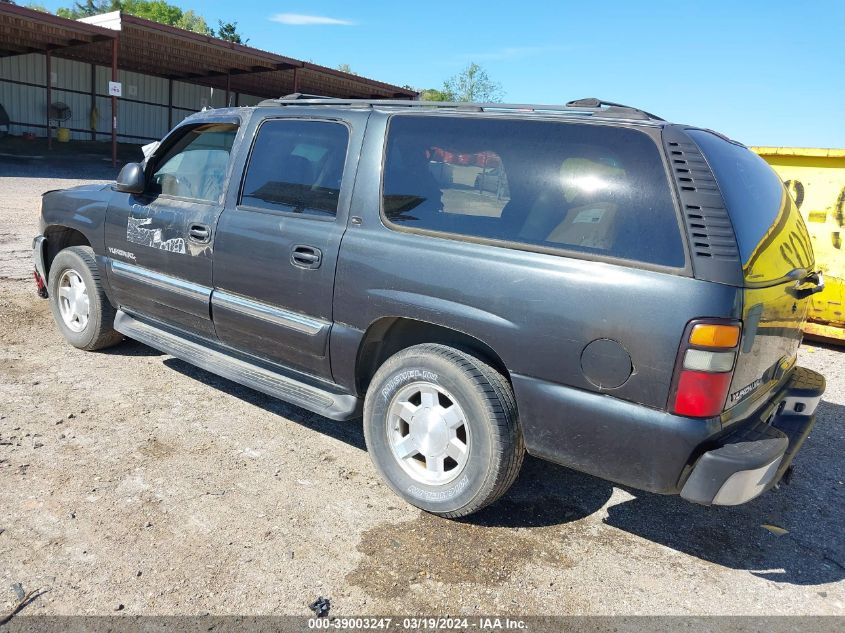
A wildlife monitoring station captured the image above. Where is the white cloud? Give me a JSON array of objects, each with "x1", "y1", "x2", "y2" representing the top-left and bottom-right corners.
[{"x1": 270, "y1": 13, "x2": 355, "y2": 26}]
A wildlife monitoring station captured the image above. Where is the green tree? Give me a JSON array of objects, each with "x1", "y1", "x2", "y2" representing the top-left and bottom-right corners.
[
  {"x1": 173, "y1": 9, "x2": 211, "y2": 34},
  {"x1": 419, "y1": 88, "x2": 454, "y2": 102},
  {"x1": 56, "y1": 0, "x2": 113, "y2": 18},
  {"x1": 336, "y1": 63, "x2": 355, "y2": 75},
  {"x1": 52, "y1": 1, "x2": 249, "y2": 40},
  {"x1": 25, "y1": 3, "x2": 52, "y2": 11},
  {"x1": 442, "y1": 62, "x2": 503, "y2": 103},
  {"x1": 216, "y1": 20, "x2": 247, "y2": 43},
  {"x1": 118, "y1": 0, "x2": 208, "y2": 33}
]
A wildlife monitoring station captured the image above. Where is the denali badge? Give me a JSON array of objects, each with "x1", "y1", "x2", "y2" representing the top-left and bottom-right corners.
[{"x1": 730, "y1": 378, "x2": 762, "y2": 404}]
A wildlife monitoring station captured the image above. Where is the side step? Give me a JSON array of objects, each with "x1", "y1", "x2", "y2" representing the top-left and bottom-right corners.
[{"x1": 114, "y1": 310, "x2": 362, "y2": 421}]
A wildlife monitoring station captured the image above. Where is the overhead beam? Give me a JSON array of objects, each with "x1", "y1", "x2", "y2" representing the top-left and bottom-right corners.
[
  {"x1": 4, "y1": 33, "x2": 110, "y2": 53},
  {"x1": 0, "y1": 43, "x2": 41, "y2": 55},
  {"x1": 227, "y1": 65, "x2": 278, "y2": 76}
]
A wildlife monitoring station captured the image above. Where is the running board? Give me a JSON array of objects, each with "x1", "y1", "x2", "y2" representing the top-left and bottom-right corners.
[{"x1": 114, "y1": 310, "x2": 362, "y2": 421}]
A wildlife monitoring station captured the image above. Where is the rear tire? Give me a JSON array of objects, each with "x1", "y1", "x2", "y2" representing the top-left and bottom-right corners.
[
  {"x1": 48, "y1": 246, "x2": 122, "y2": 351},
  {"x1": 364, "y1": 344, "x2": 523, "y2": 518}
]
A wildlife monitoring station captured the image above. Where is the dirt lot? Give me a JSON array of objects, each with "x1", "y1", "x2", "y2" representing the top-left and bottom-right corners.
[{"x1": 1, "y1": 156, "x2": 844, "y2": 617}]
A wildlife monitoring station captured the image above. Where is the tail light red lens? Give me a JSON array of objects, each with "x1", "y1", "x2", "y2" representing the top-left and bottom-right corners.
[
  {"x1": 672, "y1": 370, "x2": 733, "y2": 418},
  {"x1": 670, "y1": 319, "x2": 742, "y2": 418}
]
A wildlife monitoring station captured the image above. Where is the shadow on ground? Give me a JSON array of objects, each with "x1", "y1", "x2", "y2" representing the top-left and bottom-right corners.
[
  {"x1": 0, "y1": 157, "x2": 120, "y2": 181},
  {"x1": 162, "y1": 357, "x2": 367, "y2": 452},
  {"x1": 129, "y1": 343, "x2": 845, "y2": 587},
  {"x1": 0, "y1": 136, "x2": 142, "y2": 178},
  {"x1": 603, "y1": 399, "x2": 845, "y2": 586},
  {"x1": 103, "y1": 338, "x2": 164, "y2": 357}
]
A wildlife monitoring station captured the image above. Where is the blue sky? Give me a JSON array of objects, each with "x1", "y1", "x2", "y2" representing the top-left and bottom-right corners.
[{"x1": 42, "y1": 0, "x2": 845, "y2": 147}]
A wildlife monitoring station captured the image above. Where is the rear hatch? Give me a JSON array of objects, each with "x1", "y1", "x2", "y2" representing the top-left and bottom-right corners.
[{"x1": 687, "y1": 130, "x2": 821, "y2": 412}]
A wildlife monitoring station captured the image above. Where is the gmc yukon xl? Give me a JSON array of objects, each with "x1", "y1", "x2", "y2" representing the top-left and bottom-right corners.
[{"x1": 33, "y1": 96, "x2": 826, "y2": 517}]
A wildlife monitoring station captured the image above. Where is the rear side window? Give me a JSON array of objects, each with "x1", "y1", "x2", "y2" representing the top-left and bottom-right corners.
[
  {"x1": 240, "y1": 119, "x2": 349, "y2": 217},
  {"x1": 382, "y1": 116, "x2": 685, "y2": 267},
  {"x1": 687, "y1": 131, "x2": 789, "y2": 260}
]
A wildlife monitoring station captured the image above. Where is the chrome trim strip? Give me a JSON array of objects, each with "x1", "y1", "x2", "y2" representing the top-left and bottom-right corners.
[
  {"x1": 110, "y1": 260, "x2": 210, "y2": 302},
  {"x1": 212, "y1": 290, "x2": 327, "y2": 336}
]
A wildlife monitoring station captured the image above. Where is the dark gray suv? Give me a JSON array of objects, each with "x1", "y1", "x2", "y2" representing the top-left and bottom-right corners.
[{"x1": 33, "y1": 96, "x2": 826, "y2": 517}]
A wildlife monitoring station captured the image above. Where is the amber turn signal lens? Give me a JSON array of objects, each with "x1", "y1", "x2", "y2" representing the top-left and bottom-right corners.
[{"x1": 689, "y1": 324, "x2": 740, "y2": 348}]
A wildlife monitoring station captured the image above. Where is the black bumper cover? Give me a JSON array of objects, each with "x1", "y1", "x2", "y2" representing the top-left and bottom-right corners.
[{"x1": 680, "y1": 366, "x2": 825, "y2": 505}]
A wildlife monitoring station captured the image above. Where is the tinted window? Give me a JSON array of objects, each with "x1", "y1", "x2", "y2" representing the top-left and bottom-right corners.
[
  {"x1": 382, "y1": 116, "x2": 684, "y2": 267},
  {"x1": 687, "y1": 130, "x2": 813, "y2": 281},
  {"x1": 151, "y1": 123, "x2": 237, "y2": 202},
  {"x1": 240, "y1": 120, "x2": 349, "y2": 217}
]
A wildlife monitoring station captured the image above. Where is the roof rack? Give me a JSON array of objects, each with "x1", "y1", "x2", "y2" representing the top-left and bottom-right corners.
[
  {"x1": 279, "y1": 93, "x2": 335, "y2": 101},
  {"x1": 257, "y1": 95, "x2": 665, "y2": 121},
  {"x1": 564, "y1": 98, "x2": 664, "y2": 121}
]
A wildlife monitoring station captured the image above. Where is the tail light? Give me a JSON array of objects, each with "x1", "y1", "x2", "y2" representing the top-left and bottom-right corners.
[{"x1": 669, "y1": 320, "x2": 742, "y2": 418}]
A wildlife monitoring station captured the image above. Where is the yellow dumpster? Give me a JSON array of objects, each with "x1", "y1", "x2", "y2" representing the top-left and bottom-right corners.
[{"x1": 752, "y1": 147, "x2": 845, "y2": 344}]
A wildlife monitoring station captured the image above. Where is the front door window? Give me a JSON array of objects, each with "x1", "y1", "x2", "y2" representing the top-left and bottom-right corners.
[{"x1": 150, "y1": 123, "x2": 238, "y2": 203}]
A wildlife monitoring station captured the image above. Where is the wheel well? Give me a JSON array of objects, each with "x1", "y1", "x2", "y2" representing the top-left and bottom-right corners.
[
  {"x1": 355, "y1": 317, "x2": 510, "y2": 395},
  {"x1": 44, "y1": 226, "x2": 90, "y2": 278}
]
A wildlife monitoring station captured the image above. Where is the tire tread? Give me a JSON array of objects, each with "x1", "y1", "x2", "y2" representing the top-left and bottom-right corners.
[
  {"x1": 50, "y1": 246, "x2": 122, "y2": 351},
  {"x1": 365, "y1": 343, "x2": 523, "y2": 518}
]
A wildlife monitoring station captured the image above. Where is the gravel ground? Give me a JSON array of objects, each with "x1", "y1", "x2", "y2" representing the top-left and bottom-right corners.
[{"x1": 1, "y1": 157, "x2": 843, "y2": 617}]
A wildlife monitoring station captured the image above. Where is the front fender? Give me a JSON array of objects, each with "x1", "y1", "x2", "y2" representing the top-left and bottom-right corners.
[{"x1": 40, "y1": 184, "x2": 112, "y2": 255}]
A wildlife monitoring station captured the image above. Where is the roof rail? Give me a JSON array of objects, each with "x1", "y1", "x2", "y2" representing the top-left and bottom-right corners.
[
  {"x1": 279, "y1": 93, "x2": 334, "y2": 101},
  {"x1": 255, "y1": 96, "x2": 664, "y2": 121},
  {"x1": 565, "y1": 98, "x2": 664, "y2": 121}
]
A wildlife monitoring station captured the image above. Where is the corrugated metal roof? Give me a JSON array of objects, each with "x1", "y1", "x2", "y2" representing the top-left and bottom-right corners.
[
  {"x1": 0, "y1": 2, "x2": 115, "y2": 59},
  {"x1": 1, "y1": 4, "x2": 416, "y2": 100},
  {"x1": 750, "y1": 146, "x2": 845, "y2": 158}
]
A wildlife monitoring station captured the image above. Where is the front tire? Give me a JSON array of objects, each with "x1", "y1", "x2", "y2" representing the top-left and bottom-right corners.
[
  {"x1": 364, "y1": 344, "x2": 523, "y2": 517},
  {"x1": 48, "y1": 246, "x2": 122, "y2": 351}
]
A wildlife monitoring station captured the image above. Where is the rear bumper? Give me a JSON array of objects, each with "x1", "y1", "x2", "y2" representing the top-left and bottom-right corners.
[
  {"x1": 680, "y1": 366, "x2": 824, "y2": 505},
  {"x1": 513, "y1": 366, "x2": 824, "y2": 502}
]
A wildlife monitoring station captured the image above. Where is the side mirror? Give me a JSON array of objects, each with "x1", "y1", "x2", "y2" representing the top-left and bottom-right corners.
[{"x1": 115, "y1": 162, "x2": 145, "y2": 194}]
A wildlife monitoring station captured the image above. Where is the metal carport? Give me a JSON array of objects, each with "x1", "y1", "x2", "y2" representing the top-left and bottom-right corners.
[{"x1": 0, "y1": 4, "x2": 416, "y2": 165}]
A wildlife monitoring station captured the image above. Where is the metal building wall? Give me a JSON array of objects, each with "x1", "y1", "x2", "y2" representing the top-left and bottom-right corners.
[
  {"x1": 0, "y1": 53, "x2": 94, "y2": 141},
  {"x1": 0, "y1": 52, "x2": 262, "y2": 145}
]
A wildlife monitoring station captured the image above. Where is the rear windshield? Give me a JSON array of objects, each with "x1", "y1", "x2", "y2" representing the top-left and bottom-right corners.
[
  {"x1": 382, "y1": 116, "x2": 685, "y2": 268},
  {"x1": 687, "y1": 130, "x2": 813, "y2": 281}
]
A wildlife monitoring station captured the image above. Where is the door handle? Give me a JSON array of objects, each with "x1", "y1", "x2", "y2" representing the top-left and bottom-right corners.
[
  {"x1": 790, "y1": 270, "x2": 825, "y2": 300},
  {"x1": 291, "y1": 244, "x2": 322, "y2": 269},
  {"x1": 189, "y1": 224, "x2": 211, "y2": 243}
]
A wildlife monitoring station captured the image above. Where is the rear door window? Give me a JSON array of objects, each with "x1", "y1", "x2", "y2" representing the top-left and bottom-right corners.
[
  {"x1": 687, "y1": 130, "x2": 813, "y2": 282},
  {"x1": 240, "y1": 119, "x2": 349, "y2": 217},
  {"x1": 382, "y1": 115, "x2": 685, "y2": 268}
]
